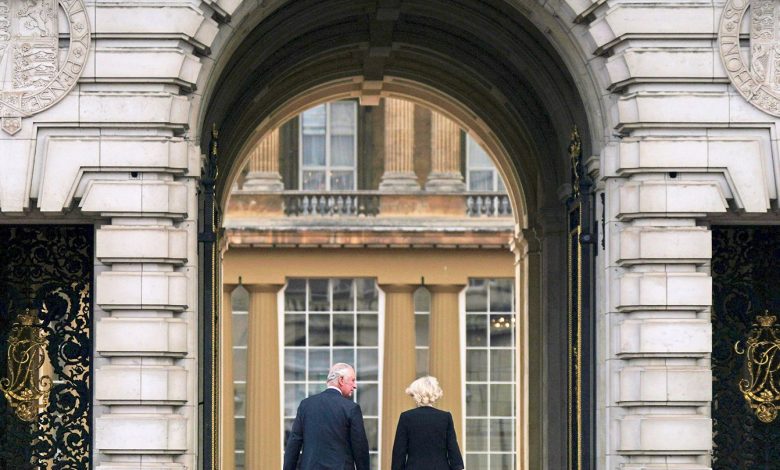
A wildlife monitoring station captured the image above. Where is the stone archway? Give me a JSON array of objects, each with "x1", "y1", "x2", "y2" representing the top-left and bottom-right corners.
[{"x1": 196, "y1": 1, "x2": 607, "y2": 469}]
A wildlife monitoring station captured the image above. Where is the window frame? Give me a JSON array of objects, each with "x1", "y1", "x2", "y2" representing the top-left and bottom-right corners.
[
  {"x1": 298, "y1": 101, "x2": 359, "y2": 191},
  {"x1": 465, "y1": 134, "x2": 505, "y2": 193}
]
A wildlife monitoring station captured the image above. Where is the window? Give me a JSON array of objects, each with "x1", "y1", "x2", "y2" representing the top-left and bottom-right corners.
[
  {"x1": 230, "y1": 286, "x2": 250, "y2": 470},
  {"x1": 282, "y1": 278, "x2": 381, "y2": 468},
  {"x1": 466, "y1": 135, "x2": 505, "y2": 192},
  {"x1": 300, "y1": 101, "x2": 358, "y2": 190},
  {"x1": 414, "y1": 287, "x2": 431, "y2": 377},
  {"x1": 464, "y1": 278, "x2": 516, "y2": 470}
]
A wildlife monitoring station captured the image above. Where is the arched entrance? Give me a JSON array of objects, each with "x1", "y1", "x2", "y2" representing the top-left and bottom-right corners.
[{"x1": 197, "y1": 1, "x2": 604, "y2": 468}]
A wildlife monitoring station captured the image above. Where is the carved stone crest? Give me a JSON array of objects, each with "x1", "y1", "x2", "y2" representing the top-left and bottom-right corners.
[
  {"x1": 0, "y1": 0, "x2": 90, "y2": 135},
  {"x1": 719, "y1": 0, "x2": 780, "y2": 117}
]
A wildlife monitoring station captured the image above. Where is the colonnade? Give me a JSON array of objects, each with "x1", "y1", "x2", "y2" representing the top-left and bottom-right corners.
[{"x1": 220, "y1": 281, "x2": 468, "y2": 469}]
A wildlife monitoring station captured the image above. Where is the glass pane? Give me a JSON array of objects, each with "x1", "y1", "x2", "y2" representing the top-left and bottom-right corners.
[
  {"x1": 302, "y1": 134, "x2": 326, "y2": 166},
  {"x1": 468, "y1": 136, "x2": 493, "y2": 167},
  {"x1": 467, "y1": 453, "x2": 488, "y2": 470},
  {"x1": 308, "y1": 314, "x2": 330, "y2": 346},
  {"x1": 234, "y1": 382, "x2": 246, "y2": 417},
  {"x1": 357, "y1": 383, "x2": 378, "y2": 416},
  {"x1": 284, "y1": 383, "x2": 306, "y2": 416},
  {"x1": 308, "y1": 383, "x2": 322, "y2": 397},
  {"x1": 490, "y1": 453, "x2": 513, "y2": 470},
  {"x1": 356, "y1": 279, "x2": 378, "y2": 311},
  {"x1": 308, "y1": 349, "x2": 330, "y2": 382},
  {"x1": 232, "y1": 313, "x2": 248, "y2": 347},
  {"x1": 235, "y1": 417, "x2": 246, "y2": 449},
  {"x1": 466, "y1": 384, "x2": 488, "y2": 416},
  {"x1": 490, "y1": 384, "x2": 513, "y2": 417},
  {"x1": 283, "y1": 418, "x2": 295, "y2": 446},
  {"x1": 332, "y1": 314, "x2": 354, "y2": 346},
  {"x1": 416, "y1": 348, "x2": 429, "y2": 377},
  {"x1": 357, "y1": 314, "x2": 378, "y2": 346},
  {"x1": 357, "y1": 349, "x2": 378, "y2": 381},
  {"x1": 285, "y1": 279, "x2": 306, "y2": 311},
  {"x1": 490, "y1": 349, "x2": 513, "y2": 382},
  {"x1": 414, "y1": 287, "x2": 430, "y2": 312},
  {"x1": 469, "y1": 170, "x2": 494, "y2": 191},
  {"x1": 330, "y1": 101, "x2": 356, "y2": 135},
  {"x1": 235, "y1": 451, "x2": 246, "y2": 470},
  {"x1": 302, "y1": 104, "x2": 326, "y2": 128},
  {"x1": 284, "y1": 314, "x2": 306, "y2": 347},
  {"x1": 302, "y1": 170, "x2": 326, "y2": 190},
  {"x1": 466, "y1": 314, "x2": 487, "y2": 347},
  {"x1": 466, "y1": 349, "x2": 488, "y2": 381},
  {"x1": 497, "y1": 175, "x2": 506, "y2": 193},
  {"x1": 466, "y1": 418, "x2": 488, "y2": 451},
  {"x1": 490, "y1": 279, "x2": 513, "y2": 312},
  {"x1": 489, "y1": 418, "x2": 513, "y2": 451},
  {"x1": 370, "y1": 454, "x2": 379, "y2": 470},
  {"x1": 231, "y1": 285, "x2": 249, "y2": 311},
  {"x1": 333, "y1": 348, "x2": 354, "y2": 367},
  {"x1": 489, "y1": 315, "x2": 513, "y2": 347},
  {"x1": 309, "y1": 279, "x2": 329, "y2": 312},
  {"x1": 466, "y1": 280, "x2": 488, "y2": 312},
  {"x1": 331, "y1": 135, "x2": 355, "y2": 166},
  {"x1": 415, "y1": 314, "x2": 429, "y2": 347},
  {"x1": 364, "y1": 417, "x2": 379, "y2": 451},
  {"x1": 233, "y1": 348, "x2": 247, "y2": 381},
  {"x1": 284, "y1": 348, "x2": 306, "y2": 381},
  {"x1": 330, "y1": 171, "x2": 355, "y2": 190},
  {"x1": 333, "y1": 279, "x2": 354, "y2": 311}
]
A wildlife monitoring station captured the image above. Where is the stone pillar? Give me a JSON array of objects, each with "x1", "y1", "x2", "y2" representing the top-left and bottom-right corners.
[
  {"x1": 243, "y1": 128, "x2": 283, "y2": 191},
  {"x1": 220, "y1": 285, "x2": 236, "y2": 470},
  {"x1": 425, "y1": 112, "x2": 466, "y2": 192},
  {"x1": 379, "y1": 98, "x2": 420, "y2": 191},
  {"x1": 427, "y1": 284, "x2": 465, "y2": 442},
  {"x1": 245, "y1": 284, "x2": 284, "y2": 469},
  {"x1": 380, "y1": 284, "x2": 418, "y2": 470}
]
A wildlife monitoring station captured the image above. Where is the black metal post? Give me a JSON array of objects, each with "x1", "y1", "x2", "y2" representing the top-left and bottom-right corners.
[{"x1": 199, "y1": 125, "x2": 219, "y2": 470}]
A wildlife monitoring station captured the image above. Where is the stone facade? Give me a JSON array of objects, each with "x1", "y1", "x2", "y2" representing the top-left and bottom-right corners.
[{"x1": 0, "y1": 0, "x2": 777, "y2": 469}]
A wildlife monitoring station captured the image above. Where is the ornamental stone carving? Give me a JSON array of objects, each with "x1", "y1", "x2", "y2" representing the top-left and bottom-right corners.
[
  {"x1": 0, "y1": 0, "x2": 90, "y2": 135},
  {"x1": 719, "y1": 0, "x2": 780, "y2": 117}
]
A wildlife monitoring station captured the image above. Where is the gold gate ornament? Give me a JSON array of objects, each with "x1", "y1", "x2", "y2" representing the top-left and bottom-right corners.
[
  {"x1": 734, "y1": 311, "x2": 780, "y2": 423},
  {"x1": 0, "y1": 308, "x2": 52, "y2": 422}
]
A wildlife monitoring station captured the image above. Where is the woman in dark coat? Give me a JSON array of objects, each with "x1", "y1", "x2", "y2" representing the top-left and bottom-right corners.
[{"x1": 391, "y1": 376, "x2": 464, "y2": 470}]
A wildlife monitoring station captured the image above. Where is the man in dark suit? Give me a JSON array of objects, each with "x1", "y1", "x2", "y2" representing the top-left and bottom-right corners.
[{"x1": 283, "y1": 363, "x2": 371, "y2": 470}]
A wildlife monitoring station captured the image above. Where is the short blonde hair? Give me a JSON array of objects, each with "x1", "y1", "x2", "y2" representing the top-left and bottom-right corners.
[{"x1": 406, "y1": 376, "x2": 444, "y2": 406}]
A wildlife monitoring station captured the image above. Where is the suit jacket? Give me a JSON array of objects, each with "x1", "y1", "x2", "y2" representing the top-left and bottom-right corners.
[
  {"x1": 390, "y1": 406, "x2": 464, "y2": 470},
  {"x1": 283, "y1": 388, "x2": 371, "y2": 470}
]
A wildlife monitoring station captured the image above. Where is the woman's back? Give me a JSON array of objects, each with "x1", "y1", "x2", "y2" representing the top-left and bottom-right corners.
[{"x1": 391, "y1": 406, "x2": 464, "y2": 470}]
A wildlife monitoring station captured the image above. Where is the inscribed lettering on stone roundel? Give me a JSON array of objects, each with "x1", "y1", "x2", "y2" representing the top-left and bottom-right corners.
[
  {"x1": 0, "y1": 0, "x2": 90, "y2": 135},
  {"x1": 719, "y1": 0, "x2": 780, "y2": 117}
]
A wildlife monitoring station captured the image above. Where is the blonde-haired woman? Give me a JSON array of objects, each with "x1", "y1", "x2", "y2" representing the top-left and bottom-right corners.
[{"x1": 391, "y1": 376, "x2": 464, "y2": 470}]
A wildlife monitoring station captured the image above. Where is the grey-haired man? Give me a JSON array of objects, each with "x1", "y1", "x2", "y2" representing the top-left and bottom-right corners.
[{"x1": 283, "y1": 363, "x2": 370, "y2": 470}]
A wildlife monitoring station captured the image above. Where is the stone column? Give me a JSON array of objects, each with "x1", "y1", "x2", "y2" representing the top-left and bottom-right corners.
[
  {"x1": 425, "y1": 112, "x2": 466, "y2": 191},
  {"x1": 245, "y1": 284, "x2": 284, "y2": 469},
  {"x1": 380, "y1": 284, "x2": 418, "y2": 470},
  {"x1": 243, "y1": 128, "x2": 284, "y2": 191},
  {"x1": 427, "y1": 284, "x2": 465, "y2": 442},
  {"x1": 220, "y1": 285, "x2": 236, "y2": 470},
  {"x1": 379, "y1": 98, "x2": 420, "y2": 191}
]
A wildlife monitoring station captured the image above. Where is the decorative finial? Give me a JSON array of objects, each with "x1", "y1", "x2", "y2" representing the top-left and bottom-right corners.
[{"x1": 757, "y1": 311, "x2": 776, "y2": 327}]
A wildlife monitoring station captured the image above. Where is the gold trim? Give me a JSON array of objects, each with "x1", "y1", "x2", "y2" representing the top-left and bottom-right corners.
[{"x1": 734, "y1": 311, "x2": 780, "y2": 423}]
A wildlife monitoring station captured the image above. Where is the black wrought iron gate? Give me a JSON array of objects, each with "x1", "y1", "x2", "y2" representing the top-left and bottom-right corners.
[
  {"x1": 0, "y1": 225, "x2": 93, "y2": 469},
  {"x1": 712, "y1": 226, "x2": 780, "y2": 470},
  {"x1": 566, "y1": 128, "x2": 596, "y2": 470}
]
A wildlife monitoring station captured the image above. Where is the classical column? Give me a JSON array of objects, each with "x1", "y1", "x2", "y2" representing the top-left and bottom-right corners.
[
  {"x1": 379, "y1": 98, "x2": 420, "y2": 191},
  {"x1": 380, "y1": 284, "x2": 418, "y2": 470},
  {"x1": 428, "y1": 284, "x2": 465, "y2": 442},
  {"x1": 243, "y1": 128, "x2": 284, "y2": 191},
  {"x1": 425, "y1": 112, "x2": 466, "y2": 191},
  {"x1": 220, "y1": 285, "x2": 236, "y2": 470},
  {"x1": 245, "y1": 284, "x2": 284, "y2": 468}
]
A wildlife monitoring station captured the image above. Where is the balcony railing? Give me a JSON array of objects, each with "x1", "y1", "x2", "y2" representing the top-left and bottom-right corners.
[
  {"x1": 282, "y1": 191, "x2": 381, "y2": 216},
  {"x1": 466, "y1": 193, "x2": 512, "y2": 217}
]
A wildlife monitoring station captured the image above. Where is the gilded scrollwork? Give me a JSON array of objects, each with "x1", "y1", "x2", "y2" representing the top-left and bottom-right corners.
[{"x1": 734, "y1": 312, "x2": 780, "y2": 423}]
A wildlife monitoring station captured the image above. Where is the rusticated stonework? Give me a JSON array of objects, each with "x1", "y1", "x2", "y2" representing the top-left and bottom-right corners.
[
  {"x1": 0, "y1": 0, "x2": 90, "y2": 135},
  {"x1": 719, "y1": 0, "x2": 780, "y2": 117}
]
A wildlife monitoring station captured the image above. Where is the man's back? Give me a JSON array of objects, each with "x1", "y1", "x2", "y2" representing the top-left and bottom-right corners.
[{"x1": 283, "y1": 388, "x2": 370, "y2": 470}]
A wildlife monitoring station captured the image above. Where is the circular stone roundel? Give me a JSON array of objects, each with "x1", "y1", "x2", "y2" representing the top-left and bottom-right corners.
[{"x1": 0, "y1": 0, "x2": 91, "y2": 135}]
